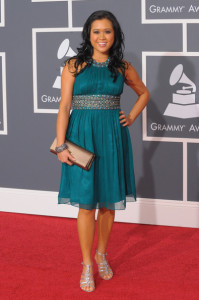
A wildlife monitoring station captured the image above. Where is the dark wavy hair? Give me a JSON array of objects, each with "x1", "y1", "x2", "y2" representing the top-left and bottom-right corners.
[{"x1": 64, "y1": 10, "x2": 127, "y2": 82}]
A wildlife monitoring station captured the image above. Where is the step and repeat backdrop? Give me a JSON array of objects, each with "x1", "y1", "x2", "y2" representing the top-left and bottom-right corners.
[{"x1": 0, "y1": 0, "x2": 199, "y2": 226}]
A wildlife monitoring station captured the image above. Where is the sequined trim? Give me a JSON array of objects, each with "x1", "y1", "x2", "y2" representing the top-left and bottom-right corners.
[
  {"x1": 72, "y1": 94, "x2": 120, "y2": 109},
  {"x1": 92, "y1": 57, "x2": 110, "y2": 67}
]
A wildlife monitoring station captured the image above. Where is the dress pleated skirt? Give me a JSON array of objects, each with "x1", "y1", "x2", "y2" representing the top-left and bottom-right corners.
[{"x1": 58, "y1": 108, "x2": 136, "y2": 210}]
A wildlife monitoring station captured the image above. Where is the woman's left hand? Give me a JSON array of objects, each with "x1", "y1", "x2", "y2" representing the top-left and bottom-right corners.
[{"x1": 119, "y1": 111, "x2": 132, "y2": 127}]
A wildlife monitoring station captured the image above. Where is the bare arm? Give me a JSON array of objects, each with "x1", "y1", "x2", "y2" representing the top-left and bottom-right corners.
[
  {"x1": 56, "y1": 60, "x2": 75, "y2": 146},
  {"x1": 56, "y1": 60, "x2": 76, "y2": 165},
  {"x1": 119, "y1": 61, "x2": 150, "y2": 126}
]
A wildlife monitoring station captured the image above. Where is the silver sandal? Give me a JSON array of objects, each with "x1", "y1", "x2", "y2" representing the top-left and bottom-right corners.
[
  {"x1": 95, "y1": 249, "x2": 113, "y2": 280},
  {"x1": 80, "y1": 261, "x2": 95, "y2": 292}
]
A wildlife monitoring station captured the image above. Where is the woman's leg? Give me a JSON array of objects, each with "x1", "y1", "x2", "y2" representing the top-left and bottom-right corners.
[
  {"x1": 77, "y1": 208, "x2": 96, "y2": 292},
  {"x1": 95, "y1": 207, "x2": 115, "y2": 279},
  {"x1": 77, "y1": 208, "x2": 96, "y2": 264}
]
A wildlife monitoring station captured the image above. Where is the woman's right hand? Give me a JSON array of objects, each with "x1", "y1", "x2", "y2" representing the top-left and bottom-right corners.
[{"x1": 57, "y1": 149, "x2": 76, "y2": 165}]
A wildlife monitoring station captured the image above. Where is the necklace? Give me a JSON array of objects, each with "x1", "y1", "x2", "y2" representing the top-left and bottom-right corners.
[{"x1": 92, "y1": 57, "x2": 110, "y2": 67}]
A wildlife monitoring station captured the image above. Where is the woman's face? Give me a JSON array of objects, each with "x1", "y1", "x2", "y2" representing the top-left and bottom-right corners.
[{"x1": 90, "y1": 18, "x2": 115, "y2": 56}]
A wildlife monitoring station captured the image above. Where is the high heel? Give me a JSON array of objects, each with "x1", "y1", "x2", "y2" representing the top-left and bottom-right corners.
[
  {"x1": 80, "y1": 261, "x2": 95, "y2": 292},
  {"x1": 94, "y1": 249, "x2": 113, "y2": 280}
]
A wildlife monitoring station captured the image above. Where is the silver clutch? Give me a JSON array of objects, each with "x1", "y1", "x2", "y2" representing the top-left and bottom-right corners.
[{"x1": 50, "y1": 137, "x2": 95, "y2": 171}]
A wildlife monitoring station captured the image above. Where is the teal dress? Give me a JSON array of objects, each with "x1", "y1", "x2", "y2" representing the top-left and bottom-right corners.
[{"x1": 58, "y1": 57, "x2": 136, "y2": 210}]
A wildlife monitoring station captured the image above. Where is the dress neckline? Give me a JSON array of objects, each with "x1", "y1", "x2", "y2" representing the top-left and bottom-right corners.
[{"x1": 92, "y1": 57, "x2": 110, "y2": 67}]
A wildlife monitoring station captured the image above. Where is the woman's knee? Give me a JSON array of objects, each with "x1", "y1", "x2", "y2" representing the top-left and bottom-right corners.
[
  {"x1": 79, "y1": 207, "x2": 96, "y2": 216},
  {"x1": 99, "y1": 207, "x2": 115, "y2": 215}
]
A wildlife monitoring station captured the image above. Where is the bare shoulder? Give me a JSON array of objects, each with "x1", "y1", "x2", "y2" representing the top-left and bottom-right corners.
[
  {"x1": 117, "y1": 59, "x2": 132, "y2": 75},
  {"x1": 64, "y1": 58, "x2": 87, "y2": 75},
  {"x1": 122, "y1": 59, "x2": 136, "y2": 72},
  {"x1": 63, "y1": 58, "x2": 77, "y2": 74},
  {"x1": 122, "y1": 59, "x2": 139, "y2": 77},
  {"x1": 122, "y1": 59, "x2": 130, "y2": 68}
]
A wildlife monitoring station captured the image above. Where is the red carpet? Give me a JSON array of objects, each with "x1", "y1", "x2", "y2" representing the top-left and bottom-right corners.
[{"x1": 0, "y1": 211, "x2": 199, "y2": 300}]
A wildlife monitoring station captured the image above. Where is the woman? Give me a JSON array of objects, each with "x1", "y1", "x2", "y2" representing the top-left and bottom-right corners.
[{"x1": 56, "y1": 10, "x2": 150, "y2": 292}]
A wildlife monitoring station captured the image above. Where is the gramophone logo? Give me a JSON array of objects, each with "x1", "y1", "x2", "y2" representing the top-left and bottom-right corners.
[
  {"x1": 164, "y1": 64, "x2": 199, "y2": 119},
  {"x1": 53, "y1": 39, "x2": 76, "y2": 89},
  {"x1": 33, "y1": 30, "x2": 82, "y2": 112}
]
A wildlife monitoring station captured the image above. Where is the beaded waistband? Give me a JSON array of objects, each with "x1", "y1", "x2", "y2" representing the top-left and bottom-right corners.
[{"x1": 71, "y1": 94, "x2": 121, "y2": 110}]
